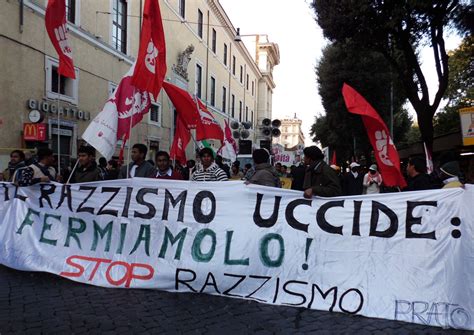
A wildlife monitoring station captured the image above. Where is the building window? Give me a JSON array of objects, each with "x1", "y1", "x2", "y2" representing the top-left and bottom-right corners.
[
  {"x1": 240, "y1": 66, "x2": 243, "y2": 83},
  {"x1": 232, "y1": 56, "x2": 236, "y2": 75},
  {"x1": 251, "y1": 110, "x2": 254, "y2": 127},
  {"x1": 149, "y1": 103, "x2": 161, "y2": 126},
  {"x1": 245, "y1": 106, "x2": 248, "y2": 122},
  {"x1": 223, "y1": 44, "x2": 228, "y2": 66},
  {"x1": 45, "y1": 56, "x2": 78, "y2": 105},
  {"x1": 66, "y1": 0, "x2": 76, "y2": 24},
  {"x1": 197, "y1": 9, "x2": 203, "y2": 38},
  {"x1": 179, "y1": 0, "x2": 185, "y2": 19},
  {"x1": 222, "y1": 87, "x2": 227, "y2": 113},
  {"x1": 112, "y1": 0, "x2": 127, "y2": 53},
  {"x1": 210, "y1": 77, "x2": 216, "y2": 106},
  {"x1": 246, "y1": 74, "x2": 249, "y2": 90},
  {"x1": 231, "y1": 94, "x2": 235, "y2": 118},
  {"x1": 212, "y1": 29, "x2": 217, "y2": 53},
  {"x1": 108, "y1": 82, "x2": 118, "y2": 97},
  {"x1": 239, "y1": 101, "x2": 242, "y2": 121},
  {"x1": 252, "y1": 81, "x2": 254, "y2": 96},
  {"x1": 196, "y1": 64, "x2": 202, "y2": 98}
]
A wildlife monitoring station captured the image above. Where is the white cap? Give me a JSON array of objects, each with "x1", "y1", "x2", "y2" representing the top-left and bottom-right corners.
[{"x1": 349, "y1": 162, "x2": 360, "y2": 168}]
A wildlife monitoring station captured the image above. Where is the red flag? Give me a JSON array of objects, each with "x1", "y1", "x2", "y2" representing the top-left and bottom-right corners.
[
  {"x1": 330, "y1": 150, "x2": 337, "y2": 165},
  {"x1": 195, "y1": 99, "x2": 224, "y2": 142},
  {"x1": 217, "y1": 120, "x2": 238, "y2": 161},
  {"x1": 162, "y1": 82, "x2": 199, "y2": 128},
  {"x1": 162, "y1": 82, "x2": 224, "y2": 142},
  {"x1": 342, "y1": 83, "x2": 406, "y2": 187},
  {"x1": 131, "y1": 0, "x2": 167, "y2": 97},
  {"x1": 45, "y1": 0, "x2": 75, "y2": 78},
  {"x1": 82, "y1": 64, "x2": 150, "y2": 159},
  {"x1": 170, "y1": 116, "x2": 191, "y2": 165}
]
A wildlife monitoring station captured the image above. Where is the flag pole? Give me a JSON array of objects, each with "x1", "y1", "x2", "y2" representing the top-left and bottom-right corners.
[
  {"x1": 126, "y1": 116, "x2": 133, "y2": 179},
  {"x1": 57, "y1": 69, "x2": 61, "y2": 179},
  {"x1": 66, "y1": 158, "x2": 79, "y2": 184}
]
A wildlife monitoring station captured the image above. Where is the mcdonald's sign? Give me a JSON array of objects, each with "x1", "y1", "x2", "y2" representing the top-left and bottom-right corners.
[{"x1": 23, "y1": 123, "x2": 47, "y2": 141}]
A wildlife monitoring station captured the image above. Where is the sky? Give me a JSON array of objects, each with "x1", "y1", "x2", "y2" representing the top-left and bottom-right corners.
[
  {"x1": 220, "y1": 0, "x2": 325, "y2": 146},
  {"x1": 220, "y1": 0, "x2": 462, "y2": 146}
]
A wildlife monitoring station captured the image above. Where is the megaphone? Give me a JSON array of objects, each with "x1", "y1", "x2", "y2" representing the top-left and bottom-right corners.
[
  {"x1": 271, "y1": 128, "x2": 281, "y2": 137},
  {"x1": 271, "y1": 119, "x2": 281, "y2": 128},
  {"x1": 262, "y1": 118, "x2": 271, "y2": 126},
  {"x1": 240, "y1": 129, "x2": 250, "y2": 139},
  {"x1": 242, "y1": 121, "x2": 252, "y2": 129},
  {"x1": 230, "y1": 121, "x2": 240, "y2": 130},
  {"x1": 232, "y1": 130, "x2": 241, "y2": 139},
  {"x1": 262, "y1": 127, "x2": 271, "y2": 136}
]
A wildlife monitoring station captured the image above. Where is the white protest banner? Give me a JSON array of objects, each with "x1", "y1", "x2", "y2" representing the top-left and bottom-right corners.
[{"x1": 0, "y1": 181, "x2": 473, "y2": 330}]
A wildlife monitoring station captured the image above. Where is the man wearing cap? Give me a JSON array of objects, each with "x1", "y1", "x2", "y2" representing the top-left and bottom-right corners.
[
  {"x1": 302, "y1": 146, "x2": 341, "y2": 198},
  {"x1": 343, "y1": 162, "x2": 364, "y2": 195},
  {"x1": 440, "y1": 161, "x2": 463, "y2": 188},
  {"x1": 363, "y1": 164, "x2": 383, "y2": 194}
]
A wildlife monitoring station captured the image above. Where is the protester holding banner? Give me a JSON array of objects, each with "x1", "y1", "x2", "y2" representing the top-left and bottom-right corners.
[
  {"x1": 152, "y1": 151, "x2": 183, "y2": 180},
  {"x1": 404, "y1": 157, "x2": 433, "y2": 191},
  {"x1": 191, "y1": 148, "x2": 228, "y2": 181},
  {"x1": 363, "y1": 164, "x2": 383, "y2": 194},
  {"x1": 69, "y1": 146, "x2": 103, "y2": 183},
  {"x1": 2, "y1": 150, "x2": 26, "y2": 182},
  {"x1": 14, "y1": 148, "x2": 59, "y2": 186},
  {"x1": 302, "y1": 146, "x2": 342, "y2": 198},
  {"x1": 247, "y1": 149, "x2": 281, "y2": 187},
  {"x1": 118, "y1": 144, "x2": 154, "y2": 179}
]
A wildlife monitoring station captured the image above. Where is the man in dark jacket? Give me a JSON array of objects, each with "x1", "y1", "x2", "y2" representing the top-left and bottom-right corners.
[
  {"x1": 404, "y1": 156, "x2": 433, "y2": 191},
  {"x1": 152, "y1": 151, "x2": 183, "y2": 180},
  {"x1": 302, "y1": 146, "x2": 342, "y2": 198},
  {"x1": 247, "y1": 149, "x2": 281, "y2": 187},
  {"x1": 70, "y1": 146, "x2": 103, "y2": 183},
  {"x1": 343, "y1": 162, "x2": 364, "y2": 195},
  {"x1": 2, "y1": 150, "x2": 26, "y2": 182},
  {"x1": 118, "y1": 143, "x2": 154, "y2": 178}
]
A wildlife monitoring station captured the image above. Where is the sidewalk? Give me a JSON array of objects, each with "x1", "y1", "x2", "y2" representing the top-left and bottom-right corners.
[{"x1": 0, "y1": 265, "x2": 470, "y2": 334}]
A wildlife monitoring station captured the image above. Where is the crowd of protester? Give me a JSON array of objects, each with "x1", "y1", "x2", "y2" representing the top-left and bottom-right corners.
[{"x1": 1, "y1": 144, "x2": 472, "y2": 197}]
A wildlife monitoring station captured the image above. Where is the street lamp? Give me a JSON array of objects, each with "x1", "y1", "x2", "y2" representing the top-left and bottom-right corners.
[{"x1": 234, "y1": 28, "x2": 268, "y2": 42}]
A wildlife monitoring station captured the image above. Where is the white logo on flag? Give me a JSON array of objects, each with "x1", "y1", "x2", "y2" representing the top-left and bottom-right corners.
[
  {"x1": 375, "y1": 130, "x2": 394, "y2": 166},
  {"x1": 145, "y1": 40, "x2": 159, "y2": 74},
  {"x1": 54, "y1": 23, "x2": 72, "y2": 58}
]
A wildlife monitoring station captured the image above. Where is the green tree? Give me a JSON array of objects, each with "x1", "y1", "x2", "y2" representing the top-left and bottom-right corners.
[
  {"x1": 310, "y1": 42, "x2": 411, "y2": 162},
  {"x1": 311, "y1": 0, "x2": 471, "y2": 152},
  {"x1": 433, "y1": 36, "x2": 473, "y2": 136}
]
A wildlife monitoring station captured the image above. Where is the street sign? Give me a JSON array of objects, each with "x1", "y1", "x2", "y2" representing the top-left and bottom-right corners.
[{"x1": 23, "y1": 123, "x2": 47, "y2": 141}]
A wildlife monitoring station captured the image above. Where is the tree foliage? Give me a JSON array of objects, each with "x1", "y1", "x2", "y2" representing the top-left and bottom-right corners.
[
  {"x1": 310, "y1": 42, "x2": 411, "y2": 162},
  {"x1": 433, "y1": 35, "x2": 473, "y2": 136},
  {"x1": 311, "y1": 0, "x2": 472, "y2": 151}
]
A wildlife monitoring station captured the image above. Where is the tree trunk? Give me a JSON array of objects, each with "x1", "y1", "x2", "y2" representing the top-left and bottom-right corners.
[{"x1": 416, "y1": 108, "x2": 435, "y2": 154}]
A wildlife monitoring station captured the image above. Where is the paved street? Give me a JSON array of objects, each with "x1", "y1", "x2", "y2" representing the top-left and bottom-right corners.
[{"x1": 0, "y1": 266, "x2": 471, "y2": 334}]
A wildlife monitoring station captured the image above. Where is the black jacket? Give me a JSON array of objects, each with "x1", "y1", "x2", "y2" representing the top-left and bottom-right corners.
[
  {"x1": 404, "y1": 173, "x2": 433, "y2": 191},
  {"x1": 302, "y1": 160, "x2": 342, "y2": 197},
  {"x1": 343, "y1": 173, "x2": 364, "y2": 196},
  {"x1": 71, "y1": 162, "x2": 103, "y2": 183}
]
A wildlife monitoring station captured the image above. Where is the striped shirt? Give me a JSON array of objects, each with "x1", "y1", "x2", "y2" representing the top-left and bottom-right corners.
[{"x1": 191, "y1": 162, "x2": 228, "y2": 181}]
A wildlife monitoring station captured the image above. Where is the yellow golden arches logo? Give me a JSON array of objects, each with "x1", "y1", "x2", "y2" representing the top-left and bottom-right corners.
[{"x1": 23, "y1": 124, "x2": 37, "y2": 137}]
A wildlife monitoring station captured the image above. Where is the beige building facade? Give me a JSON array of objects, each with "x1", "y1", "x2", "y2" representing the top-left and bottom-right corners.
[
  {"x1": 274, "y1": 115, "x2": 305, "y2": 149},
  {"x1": 0, "y1": 0, "x2": 279, "y2": 168}
]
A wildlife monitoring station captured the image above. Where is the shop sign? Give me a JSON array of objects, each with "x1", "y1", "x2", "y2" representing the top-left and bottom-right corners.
[
  {"x1": 27, "y1": 99, "x2": 91, "y2": 121},
  {"x1": 23, "y1": 123, "x2": 47, "y2": 141}
]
